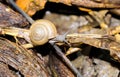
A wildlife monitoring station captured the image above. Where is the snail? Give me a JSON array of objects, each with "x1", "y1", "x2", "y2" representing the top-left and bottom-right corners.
[
  {"x1": 29, "y1": 19, "x2": 57, "y2": 46},
  {"x1": 8, "y1": 0, "x2": 57, "y2": 46}
]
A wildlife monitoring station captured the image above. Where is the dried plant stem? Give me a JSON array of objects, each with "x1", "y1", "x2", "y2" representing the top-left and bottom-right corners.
[{"x1": 67, "y1": 33, "x2": 104, "y2": 39}]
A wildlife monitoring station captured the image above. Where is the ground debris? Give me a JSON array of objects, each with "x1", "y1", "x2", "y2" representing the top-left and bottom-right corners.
[
  {"x1": 1, "y1": 0, "x2": 120, "y2": 77},
  {"x1": 72, "y1": 56, "x2": 120, "y2": 77},
  {"x1": 43, "y1": 9, "x2": 120, "y2": 76}
]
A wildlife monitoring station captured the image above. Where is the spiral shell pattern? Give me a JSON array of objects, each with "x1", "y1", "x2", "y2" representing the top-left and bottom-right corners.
[{"x1": 29, "y1": 19, "x2": 57, "y2": 45}]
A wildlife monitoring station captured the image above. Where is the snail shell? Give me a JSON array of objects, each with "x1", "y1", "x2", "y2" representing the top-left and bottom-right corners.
[{"x1": 29, "y1": 19, "x2": 57, "y2": 46}]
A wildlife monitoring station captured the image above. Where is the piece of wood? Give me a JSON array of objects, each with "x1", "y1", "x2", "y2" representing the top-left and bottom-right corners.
[
  {"x1": 0, "y1": 37, "x2": 50, "y2": 77},
  {"x1": 0, "y1": 62, "x2": 16, "y2": 77}
]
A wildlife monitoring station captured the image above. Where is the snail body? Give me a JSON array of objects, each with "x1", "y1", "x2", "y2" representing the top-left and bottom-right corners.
[{"x1": 29, "y1": 19, "x2": 57, "y2": 46}]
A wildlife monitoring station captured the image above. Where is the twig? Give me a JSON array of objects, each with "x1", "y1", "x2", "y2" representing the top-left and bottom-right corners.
[{"x1": 49, "y1": 41, "x2": 83, "y2": 77}]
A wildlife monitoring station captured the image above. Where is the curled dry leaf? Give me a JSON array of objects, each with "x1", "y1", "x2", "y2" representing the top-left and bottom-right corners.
[{"x1": 16, "y1": 0, "x2": 47, "y2": 16}]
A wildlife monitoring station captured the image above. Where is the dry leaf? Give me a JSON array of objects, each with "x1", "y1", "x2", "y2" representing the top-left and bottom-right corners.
[{"x1": 16, "y1": 0, "x2": 47, "y2": 16}]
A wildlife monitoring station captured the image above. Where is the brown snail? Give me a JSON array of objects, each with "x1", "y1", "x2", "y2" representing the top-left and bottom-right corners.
[{"x1": 29, "y1": 19, "x2": 57, "y2": 46}]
